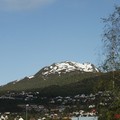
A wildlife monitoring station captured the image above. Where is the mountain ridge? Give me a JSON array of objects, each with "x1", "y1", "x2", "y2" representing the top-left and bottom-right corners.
[
  {"x1": 35, "y1": 61, "x2": 99, "y2": 78},
  {"x1": 0, "y1": 61, "x2": 100, "y2": 92}
]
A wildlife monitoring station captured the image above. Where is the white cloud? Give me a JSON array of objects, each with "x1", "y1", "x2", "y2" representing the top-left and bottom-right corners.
[{"x1": 0, "y1": 0, "x2": 56, "y2": 11}]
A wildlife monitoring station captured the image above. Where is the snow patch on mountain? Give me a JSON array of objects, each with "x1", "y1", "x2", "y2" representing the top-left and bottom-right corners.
[
  {"x1": 11, "y1": 75, "x2": 34, "y2": 85},
  {"x1": 27, "y1": 75, "x2": 34, "y2": 79},
  {"x1": 42, "y1": 61, "x2": 99, "y2": 76}
]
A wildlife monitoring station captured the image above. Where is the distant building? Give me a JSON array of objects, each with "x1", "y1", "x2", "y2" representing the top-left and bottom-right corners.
[{"x1": 71, "y1": 116, "x2": 98, "y2": 120}]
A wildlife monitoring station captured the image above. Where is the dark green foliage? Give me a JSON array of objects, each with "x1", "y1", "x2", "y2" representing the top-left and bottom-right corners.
[
  {"x1": 0, "y1": 71, "x2": 99, "y2": 92},
  {"x1": 0, "y1": 99, "x2": 23, "y2": 112},
  {"x1": 38, "y1": 71, "x2": 120, "y2": 97},
  {"x1": 0, "y1": 71, "x2": 120, "y2": 97}
]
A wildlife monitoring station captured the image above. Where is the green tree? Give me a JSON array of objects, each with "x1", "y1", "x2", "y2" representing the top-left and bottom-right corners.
[
  {"x1": 101, "y1": 6, "x2": 120, "y2": 72},
  {"x1": 98, "y1": 5, "x2": 120, "y2": 120}
]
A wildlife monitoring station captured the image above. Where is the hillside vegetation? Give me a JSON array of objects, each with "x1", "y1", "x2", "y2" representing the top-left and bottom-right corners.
[
  {"x1": 0, "y1": 71, "x2": 100, "y2": 92},
  {"x1": 0, "y1": 71, "x2": 120, "y2": 96}
]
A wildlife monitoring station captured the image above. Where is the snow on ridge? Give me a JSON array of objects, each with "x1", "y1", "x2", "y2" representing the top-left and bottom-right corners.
[
  {"x1": 27, "y1": 75, "x2": 34, "y2": 79},
  {"x1": 13, "y1": 75, "x2": 34, "y2": 84},
  {"x1": 12, "y1": 79, "x2": 20, "y2": 85},
  {"x1": 42, "y1": 61, "x2": 99, "y2": 76}
]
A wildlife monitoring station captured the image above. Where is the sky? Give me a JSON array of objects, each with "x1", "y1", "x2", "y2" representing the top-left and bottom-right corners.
[{"x1": 0, "y1": 0, "x2": 120, "y2": 85}]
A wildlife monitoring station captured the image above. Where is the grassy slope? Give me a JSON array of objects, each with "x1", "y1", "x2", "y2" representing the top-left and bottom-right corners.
[
  {"x1": 0, "y1": 71, "x2": 120, "y2": 97},
  {"x1": 0, "y1": 71, "x2": 100, "y2": 91},
  {"x1": 37, "y1": 71, "x2": 120, "y2": 96}
]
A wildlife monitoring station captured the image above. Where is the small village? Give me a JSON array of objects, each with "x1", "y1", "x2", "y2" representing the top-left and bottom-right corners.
[{"x1": 0, "y1": 90, "x2": 113, "y2": 120}]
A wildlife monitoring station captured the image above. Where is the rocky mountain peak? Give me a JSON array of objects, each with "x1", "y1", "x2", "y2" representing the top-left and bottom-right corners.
[{"x1": 41, "y1": 61, "x2": 99, "y2": 76}]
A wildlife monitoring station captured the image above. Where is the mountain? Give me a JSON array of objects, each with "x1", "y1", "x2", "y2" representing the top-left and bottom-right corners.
[
  {"x1": 0, "y1": 61, "x2": 100, "y2": 92},
  {"x1": 40, "y1": 61, "x2": 99, "y2": 76}
]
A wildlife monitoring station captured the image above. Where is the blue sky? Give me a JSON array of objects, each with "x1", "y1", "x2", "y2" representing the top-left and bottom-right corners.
[{"x1": 0, "y1": 0, "x2": 120, "y2": 85}]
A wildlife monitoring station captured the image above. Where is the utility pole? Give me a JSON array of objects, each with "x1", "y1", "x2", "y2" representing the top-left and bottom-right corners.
[{"x1": 26, "y1": 104, "x2": 29, "y2": 120}]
